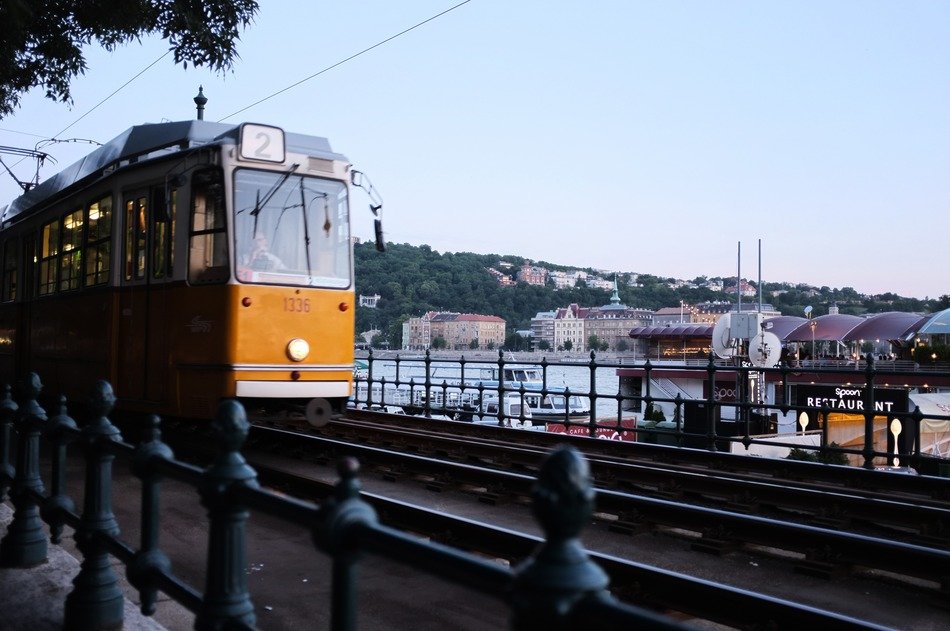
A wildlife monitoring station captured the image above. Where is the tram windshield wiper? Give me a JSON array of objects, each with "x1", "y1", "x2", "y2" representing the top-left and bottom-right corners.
[{"x1": 249, "y1": 163, "x2": 299, "y2": 217}]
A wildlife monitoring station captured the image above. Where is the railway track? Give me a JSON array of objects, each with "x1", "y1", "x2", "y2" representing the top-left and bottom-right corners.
[
  {"x1": 159, "y1": 413, "x2": 950, "y2": 628},
  {"x1": 248, "y1": 455, "x2": 893, "y2": 631},
  {"x1": 256, "y1": 411, "x2": 950, "y2": 549}
]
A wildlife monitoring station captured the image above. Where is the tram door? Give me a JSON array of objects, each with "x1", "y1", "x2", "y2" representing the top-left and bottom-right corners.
[
  {"x1": 116, "y1": 187, "x2": 172, "y2": 402},
  {"x1": 15, "y1": 233, "x2": 35, "y2": 375}
]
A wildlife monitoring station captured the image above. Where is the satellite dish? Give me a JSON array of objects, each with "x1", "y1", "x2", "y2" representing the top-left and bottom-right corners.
[
  {"x1": 711, "y1": 313, "x2": 738, "y2": 359},
  {"x1": 749, "y1": 331, "x2": 781, "y2": 368}
]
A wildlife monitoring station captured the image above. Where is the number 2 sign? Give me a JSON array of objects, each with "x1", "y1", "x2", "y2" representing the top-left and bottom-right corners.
[{"x1": 239, "y1": 123, "x2": 286, "y2": 163}]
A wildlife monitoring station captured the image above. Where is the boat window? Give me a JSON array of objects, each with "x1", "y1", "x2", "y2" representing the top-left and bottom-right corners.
[
  {"x1": 38, "y1": 219, "x2": 59, "y2": 295},
  {"x1": 1, "y1": 239, "x2": 16, "y2": 302},
  {"x1": 84, "y1": 195, "x2": 112, "y2": 286},
  {"x1": 60, "y1": 208, "x2": 83, "y2": 291},
  {"x1": 188, "y1": 168, "x2": 229, "y2": 284}
]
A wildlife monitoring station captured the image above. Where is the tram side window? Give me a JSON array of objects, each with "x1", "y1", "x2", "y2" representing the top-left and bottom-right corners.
[
  {"x1": 60, "y1": 208, "x2": 83, "y2": 291},
  {"x1": 85, "y1": 195, "x2": 112, "y2": 286},
  {"x1": 188, "y1": 169, "x2": 229, "y2": 284},
  {"x1": 124, "y1": 196, "x2": 148, "y2": 281},
  {"x1": 1, "y1": 240, "x2": 16, "y2": 302},
  {"x1": 152, "y1": 188, "x2": 176, "y2": 279},
  {"x1": 38, "y1": 220, "x2": 59, "y2": 295}
]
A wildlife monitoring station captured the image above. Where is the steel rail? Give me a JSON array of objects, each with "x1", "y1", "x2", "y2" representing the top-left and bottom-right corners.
[
  {"x1": 250, "y1": 459, "x2": 892, "y2": 631},
  {"x1": 248, "y1": 424, "x2": 950, "y2": 588},
  {"x1": 304, "y1": 416, "x2": 950, "y2": 546}
]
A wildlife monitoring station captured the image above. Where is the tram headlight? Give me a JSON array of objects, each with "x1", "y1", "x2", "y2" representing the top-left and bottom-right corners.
[{"x1": 286, "y1": 338, "x2": 310, "y2": 362}]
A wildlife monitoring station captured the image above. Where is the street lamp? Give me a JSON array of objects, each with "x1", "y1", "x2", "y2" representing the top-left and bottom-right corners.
[{"x1": 932, "y1": 352, "x2": 938, "y2": 369}]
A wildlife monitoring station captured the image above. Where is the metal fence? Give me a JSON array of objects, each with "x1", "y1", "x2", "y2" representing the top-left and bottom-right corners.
[
  {"x1": 0, "y1": 373, "x2": 688, "y2": 630},
  {"x1": 355, "y1": 349, "x2": 950, "y2": 474}
]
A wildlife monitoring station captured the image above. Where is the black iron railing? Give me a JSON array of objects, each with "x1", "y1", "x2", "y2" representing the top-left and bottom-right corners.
[
  {"x1": 354, "y1": 349, "x2": 950, "y2": 474},
  {"x1": 0, "y1": 373, "x2": 692, "y2": 630}
]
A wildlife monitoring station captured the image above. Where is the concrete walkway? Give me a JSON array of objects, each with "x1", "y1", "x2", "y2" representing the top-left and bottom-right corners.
[{"x1": 0, "y1": 502, "x2": 169, "y2": 630}]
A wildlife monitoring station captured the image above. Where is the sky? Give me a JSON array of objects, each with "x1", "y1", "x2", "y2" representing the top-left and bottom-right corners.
[{"x1": 1, "y1": 1, "x2": 948, "y2": 299}]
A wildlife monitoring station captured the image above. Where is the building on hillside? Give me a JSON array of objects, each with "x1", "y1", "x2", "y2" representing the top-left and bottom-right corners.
[
  {"x1": 517, "y1": 261, "x2": 548, "y2": 286},
  {"x1": 358, "y1": 293, "x2": 381, "y2": 308},
  {"x1": 402, "y1": 311, "x2": 441, "y2": 350},
  {"x1": 586, "y1": 277, "x2": 614, "y2": 290},
  {"x1": 530, "y1": 310, "x2": 556, "y2": 351},
  {"x1": 553, "y1": 303, "x2": 589, "y2": 351},
  {"x1": 429, "y1": 313, "x2": 505, "y2": 350},
  {"x1": 724, "y1": 279, "x2": 758, "y2": 298},
  {"x1": 584, "y1": 281, "x2": 653, "y2": 351},
  {"x1": 407, "y1": 312, "x2": 506, "y2": 350},
  {"x1": 486, "y1": 267, "x2": 516, "y2": 286},
  {"x1": 549, "y1": 271, "x2": 577, "y2": 289}
]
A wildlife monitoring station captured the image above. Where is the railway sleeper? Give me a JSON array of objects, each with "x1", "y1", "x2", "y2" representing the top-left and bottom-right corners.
[
  {"x1": 690, "y1": 524, "x2": 739, "y2": 556},
  {"x1": 378, "y1": 465, "x2": 408, "y2": 482},
  {"x1": 606, "y1": 510, "x2": 650, "y2": 536},
  {"x1": 690, "y1": 536, "x2": 738, "y2": 556},
  {"x1": 795, "y1": 547, "x2": 851, "y2": 579},
  {"x1": 421, "y1": 474, "x2": 453, "y2": 493}
]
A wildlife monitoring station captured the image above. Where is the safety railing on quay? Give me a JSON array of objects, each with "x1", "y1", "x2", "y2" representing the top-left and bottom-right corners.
[
  {"x1": 0, "y1": 373, "x2": 693, "y2": 631},
  {"x1": 354, "y1": 349, "x2": 950, "y2": 474}
]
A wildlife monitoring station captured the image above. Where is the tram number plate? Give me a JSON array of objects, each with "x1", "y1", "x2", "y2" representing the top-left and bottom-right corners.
[
  {"x1": 284, "y1": 297, "x2": 311, "y2": 313},
  {"x1": 239, "y1": 123, "x2": 286, "y2": 163}
]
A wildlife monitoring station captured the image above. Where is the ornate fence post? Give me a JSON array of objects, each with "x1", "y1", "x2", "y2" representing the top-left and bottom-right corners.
[
  {"x1": 0, "y1": 384, "x2": 17, "y2": 503},
  {"x1": 128, "y1": 415, "x2": 174, "y2": 616},
  {"x1": 195, "y1": 400, "x2": 259, "y2": 630},
  {"x1": 0, "y1": 373, "x2": 47, "y2": 568},
  {"x1": 42, "y1": 396, "x2": 78, "y2": 545},
  {"x1": 314, "y1": 457, "x2": 378, "y2": 631},
  {"x1": 64, "y1": 380, "x2": 125, "y2": 629},
  {"x1": 511, "y1": 445, "x2": 609, "y2": 629}
]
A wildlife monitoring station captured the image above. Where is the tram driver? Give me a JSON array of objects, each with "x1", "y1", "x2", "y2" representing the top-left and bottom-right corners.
[{"x1": 245, "y1": 235, "x2": 286, "y2": 271}]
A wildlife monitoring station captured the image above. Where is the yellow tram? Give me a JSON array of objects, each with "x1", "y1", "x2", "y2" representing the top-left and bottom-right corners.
[{"x1": 0, "y1": 120, "x2": 379, "y2": 423}]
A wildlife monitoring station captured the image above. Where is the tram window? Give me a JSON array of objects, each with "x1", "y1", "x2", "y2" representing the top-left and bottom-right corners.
[
  {"x1": 152, "y1": 187, "x2": 176, "y2": 279},
  {"x1": 38, "y1": 220, "x2": 59, "y2": 295},
  {"x1": 85, "y1": 195, "x2": 112, "y2": 286},
  {"x1": 124, "y1": 196, "x2": 148, "y2": 281},
  {"x1": 188, "y1": 169, "x2": 229, "y2": 284},
  {"x1": 60, "y1": 208, "x2": 83, "y2": 291},
  {"x1": 1, "y1": 240, "x2": 16, "y2": 302}
]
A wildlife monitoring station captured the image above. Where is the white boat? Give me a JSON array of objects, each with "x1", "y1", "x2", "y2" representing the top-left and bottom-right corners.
[{"x1": 350, "y1": 362, "x2": 590, "y2": 422}]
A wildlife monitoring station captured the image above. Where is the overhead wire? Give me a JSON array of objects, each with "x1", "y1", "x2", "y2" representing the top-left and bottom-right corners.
[
  {"x1": 218, "y1": 0, "x2": 474, "y2": 121},
  {"x1": 0, "y1": 50, "x2": 171, "y2": 177}
]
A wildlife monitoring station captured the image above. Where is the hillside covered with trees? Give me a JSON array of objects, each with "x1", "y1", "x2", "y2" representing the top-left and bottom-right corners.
[{"x1": 354, "y1": 241, "x2": 949, "y2": 348}]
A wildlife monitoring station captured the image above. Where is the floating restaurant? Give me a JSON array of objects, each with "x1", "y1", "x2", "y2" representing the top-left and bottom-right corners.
[{"x1": 619, "y1": 308, "x2": 950, "y2": 467}]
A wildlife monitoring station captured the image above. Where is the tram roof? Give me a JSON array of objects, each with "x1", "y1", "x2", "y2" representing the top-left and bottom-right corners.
[{"x1": 1, "y1": 119, "x2": 346, "y2": 224}]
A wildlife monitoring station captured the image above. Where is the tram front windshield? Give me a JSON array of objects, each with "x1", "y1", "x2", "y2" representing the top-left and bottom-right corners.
[{"x1": 233, "y1": 169, "x2": 350, "y2": 287}]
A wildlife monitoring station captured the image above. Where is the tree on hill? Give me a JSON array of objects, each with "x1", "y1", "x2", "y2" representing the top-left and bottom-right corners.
[
  {"x1": 0, "y1": 1, "x2": 258, "y2": 118},
  {"x1": 353, "y1": 241, "x2": 944, "y2": 345}
]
